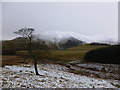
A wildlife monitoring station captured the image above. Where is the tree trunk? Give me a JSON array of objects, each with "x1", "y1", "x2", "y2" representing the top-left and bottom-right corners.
[{"x1": 34, "y1": 59, "x2": 39, "y2": 75}]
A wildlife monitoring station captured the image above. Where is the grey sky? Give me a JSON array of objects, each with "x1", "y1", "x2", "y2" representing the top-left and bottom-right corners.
[{"x1": 2, "y1": 2, "x2": 118, "y2": 40}]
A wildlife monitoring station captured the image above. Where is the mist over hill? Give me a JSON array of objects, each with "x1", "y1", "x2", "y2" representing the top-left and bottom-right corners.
[
  {"x1": 3, "y1": 30, "x2": 118, "y2": 49},
  {"x1": 37, "y1": 31, "x2": 118, "y2": 45}
]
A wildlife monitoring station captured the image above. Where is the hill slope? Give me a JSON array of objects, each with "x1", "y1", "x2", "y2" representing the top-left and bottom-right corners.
[{"x1": 84, "y1": 45, "x2": 120, "y2": 64}]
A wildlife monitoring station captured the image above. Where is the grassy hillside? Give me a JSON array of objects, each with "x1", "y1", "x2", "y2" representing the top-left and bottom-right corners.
[
  {"x1": 2, "y1": 38, "x2": 109, "y2": 64},
  {"x1": 68, "y1": 44, "x2": 107, "y2": 51},
  {"x1": 47, "y1": 44, "x2": 107, "y2": 63},
  {"x1": 2, "y1": 37, "x2": 48, "y2": 55},
  {"x1": 49, "y1": 50, "x2": 85, "y2": 63},
  {"x1": 2, "y1": 39, "x2": 26, "y2": 55}
]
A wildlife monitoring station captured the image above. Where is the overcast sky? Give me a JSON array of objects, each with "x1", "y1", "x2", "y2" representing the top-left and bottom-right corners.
[{"x1": 2, "y1": 2, "x2": 118, "y2": 40}]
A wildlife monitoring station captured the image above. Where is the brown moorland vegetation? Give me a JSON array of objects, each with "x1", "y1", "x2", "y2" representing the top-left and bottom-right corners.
[{"x1": 1, "y1": 56, "x2": 33, "y2": 66}]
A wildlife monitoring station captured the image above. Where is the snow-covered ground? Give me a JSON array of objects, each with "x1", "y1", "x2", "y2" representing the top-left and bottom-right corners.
[{"x1": 1, "y1": 64, "x2": 119, "y2": 88}]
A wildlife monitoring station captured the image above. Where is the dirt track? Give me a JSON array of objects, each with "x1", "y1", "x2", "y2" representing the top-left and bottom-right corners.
[{"x1": 65, "y1": 62, "x2": 120, "y2": 80}]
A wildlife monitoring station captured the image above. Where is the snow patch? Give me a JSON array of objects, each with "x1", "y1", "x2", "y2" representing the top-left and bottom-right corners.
[{"x1": 2, "y1": 64, "x2": 119, "y2": 88}]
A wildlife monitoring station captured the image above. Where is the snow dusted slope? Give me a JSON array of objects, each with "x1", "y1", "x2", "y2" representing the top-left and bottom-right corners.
[
  {"x1": 37, "y1": 31, "x2": 91, "y2": 43},
  {"x1": 37, "y1": 31, "x2": 118, "y2": 45},
  {"x1": 2, "y1": 64, "x2": 119, "y2": 88}
]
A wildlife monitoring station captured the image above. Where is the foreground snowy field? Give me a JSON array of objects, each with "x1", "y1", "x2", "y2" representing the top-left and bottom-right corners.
[{"x1": 1, "y1": 63, "x2": 119, "y2": 88}]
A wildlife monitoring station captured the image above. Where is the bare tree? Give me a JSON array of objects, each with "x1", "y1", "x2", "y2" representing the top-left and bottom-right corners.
[
  {"x1": 14, "y1": 28, "x2": 48, "y2": 75},
  {"x1": 14, "y1": 28, "x2": 34, "y2": 53}
]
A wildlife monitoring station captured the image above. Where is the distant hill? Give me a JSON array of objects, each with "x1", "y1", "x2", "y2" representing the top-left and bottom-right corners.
[
  {"x1": 2, "y1": 34, "x2": 118, "y2": 55},
  {"x1": 2, "y1": 37, "x2": 48, "y2": 55},
  {"x1": 67, "y1": 44, "x2": 107, "y2": 51},
  {"x1": 89, "y1": 42, "x2": 111, "y2": 46},
  {"x1": 56, "y1": 36, "x2": 85, "y2": 49},
  {"x1": 37, "y1": 31, "x2": 118, "y2": 45}
]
